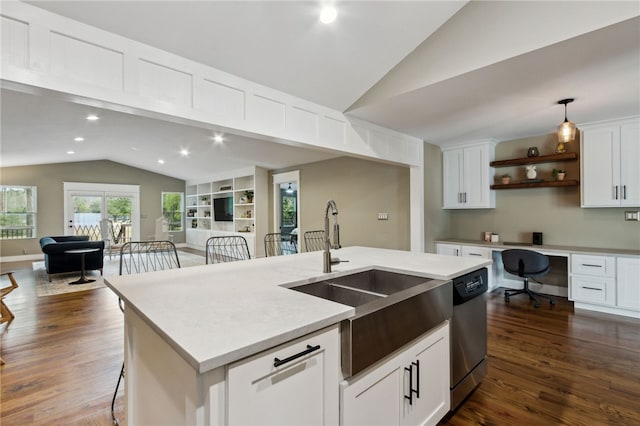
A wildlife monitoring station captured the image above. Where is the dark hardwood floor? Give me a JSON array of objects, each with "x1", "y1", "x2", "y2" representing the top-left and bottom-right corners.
[{"x1": 1, "y1": 259, "x2": 639, "y2": 425}]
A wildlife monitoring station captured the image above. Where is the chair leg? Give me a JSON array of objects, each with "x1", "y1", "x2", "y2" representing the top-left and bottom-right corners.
[
  {"x1": 505, "y1": 278, "x2": 555, "y2": 308},
  {"x1": 111, "y1": 362, "x2": 124, "y2": 426},
  {"x1": 0, "y1": 300, "x2": 15, "y2": 324}
]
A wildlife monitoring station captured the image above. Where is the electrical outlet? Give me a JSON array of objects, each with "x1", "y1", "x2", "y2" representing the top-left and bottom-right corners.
[
  {"x1": 22, "y1": 249, "x2": 29, "y2": 254},
  {"x1": 624, "y1": 211, "x2": 640, "y2": 221},
  {"x1": 377, "y1": 212, "x2": 389, "y2": 220}
]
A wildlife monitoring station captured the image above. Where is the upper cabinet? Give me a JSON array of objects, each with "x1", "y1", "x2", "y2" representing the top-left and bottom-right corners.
[
  {"x1": 442, "y1": 140, "x2": 496, "y2": 209},
  {"x1": 581, "y1": 117, "x2": 640, "y2": 207}
]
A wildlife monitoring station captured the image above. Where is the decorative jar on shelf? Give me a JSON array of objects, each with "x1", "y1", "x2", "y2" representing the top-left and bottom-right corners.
[{"x1": 501, "y1": 174, "x2": 511, "y2": 184}]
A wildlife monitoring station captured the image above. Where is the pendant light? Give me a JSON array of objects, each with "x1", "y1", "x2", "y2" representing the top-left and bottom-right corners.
[
  {"x1": 286, "y1": 183, "x2": 294, "y2": 194},
  {"x1": 556, "y1": 98, "x2": 576, "y2": 153}
]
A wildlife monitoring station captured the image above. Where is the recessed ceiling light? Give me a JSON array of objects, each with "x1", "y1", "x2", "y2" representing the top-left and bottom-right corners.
[
  {"x1": 86, "y1": 114, "x2": 99, "y2": 121},
  {"x1": 180, "y1": 149, "x2": 189, "y2": 156},
  {"x1": 158, "y1": 159, "x2": 165, "y2": 164},
  {"x1": 74, "y1": 137, "x2": 84, "y2": 142},
  {"x1": 67, "y1": 150, "x2": 75, "y2": 155},
  {"x1": 320, "y1": 5, "x2": 337, "y2": 24},
  {"x1": 212, "y1": 135, "x2": 224, "y2": 143},
  {"x1": 131, "y1": 146, "x2": 139, "y2": 151}
]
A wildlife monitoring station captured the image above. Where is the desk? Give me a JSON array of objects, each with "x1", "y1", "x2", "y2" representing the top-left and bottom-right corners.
[
  {"x1": 435, "y1": 239, "x2": 640, "y2": 319},
  {"x1": 65, "y1": 248, "x2": 100, "y2": 285}
]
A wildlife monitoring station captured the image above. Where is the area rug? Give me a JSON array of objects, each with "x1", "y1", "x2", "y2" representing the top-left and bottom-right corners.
[{"x1": 33, "y1": 251, "x2": 206, "y2": 297}]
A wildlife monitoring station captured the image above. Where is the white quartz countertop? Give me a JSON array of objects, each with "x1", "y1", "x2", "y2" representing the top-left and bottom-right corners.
[
  {"x1": 105, "y1": 246, "x2": 491, "y2": 373},
  {"x1": 435, "y1": 239, "x2": 640, "y2": 256}
]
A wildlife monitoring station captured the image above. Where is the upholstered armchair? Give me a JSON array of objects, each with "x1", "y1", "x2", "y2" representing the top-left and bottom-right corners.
[{"x1": 39, "y1": 236, "x2": 105, "y2": 281}]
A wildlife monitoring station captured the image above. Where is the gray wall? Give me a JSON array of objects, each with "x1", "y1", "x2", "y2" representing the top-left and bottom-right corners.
[
  {"x1": 423, "y1": 142, "x2": 449, "y2": 252},
  {"x1": 445, "y1": 134, "x2": 640, "y2": 250},
  {"x1": 271, "y1": 156, "x2": 411, "y2": 251},
  {"x1": 1, "y1": 160, "x2": 185, "y2": 257}
]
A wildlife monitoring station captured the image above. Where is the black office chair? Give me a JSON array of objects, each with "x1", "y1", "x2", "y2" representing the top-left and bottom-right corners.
[{"x1": 501, "y1": 249, "x2": 555, "y2": 308}]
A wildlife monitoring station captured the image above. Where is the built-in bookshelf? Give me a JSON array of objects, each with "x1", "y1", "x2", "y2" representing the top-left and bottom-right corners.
[{"x1": 185, "y1": 167, "x2": 267, "y2": 256}]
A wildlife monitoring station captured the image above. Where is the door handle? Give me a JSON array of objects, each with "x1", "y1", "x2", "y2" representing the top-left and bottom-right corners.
[
  {"x1": 404, "y1": 360, "x2": 420, "y2": 405},
  {"x1": 273, "y1": 344, "x2": 320, "y2": 367},
  {"x1": 623, "y1": 185, "x2": 627, "y2": 200},
  {"x1": 615, "y1": 185, "x2": 619, "y2": 200}
]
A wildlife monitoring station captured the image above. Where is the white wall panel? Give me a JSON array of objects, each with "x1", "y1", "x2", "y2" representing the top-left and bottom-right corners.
[
  {"x1": 198, "y1": 78, "x2": 246, "y2": 122},
  {"x1": 138, "y1": 59, "x2": 193, "y2": 106},
  {"x1": 320, "y1": 116, "x2": 346, "y2": 147},
  {"x1": 50, "y1": 32, "x2": 123, "y2": 91},
  {"x1": 369, "y1": 130, "x2": 390, "y2": 157},
  {"x1": 1, "y1": 16, "x2": 29, "y2": 68},
  {"x1": 250, "y1": 94, "x2": 286, "y2": 131},
  {"x1": 288, "y1": 106, "x2": 318, "y2": 141},
  {"x1": 387, "y1": 135, "x2": 405, "y2": 162}
]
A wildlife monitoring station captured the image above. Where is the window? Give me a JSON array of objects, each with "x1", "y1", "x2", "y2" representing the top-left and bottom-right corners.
[
  {"x1": 1, "y1": 185, "x2": 37, "y2": 239},
  {"x1": 162, "y1": 192, "x2": 184, "y2": 232}
]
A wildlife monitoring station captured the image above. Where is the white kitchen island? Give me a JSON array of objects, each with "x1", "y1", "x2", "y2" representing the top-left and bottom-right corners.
[{"x1": 105, "y1": 246, "x2": 491, "y2": 426}]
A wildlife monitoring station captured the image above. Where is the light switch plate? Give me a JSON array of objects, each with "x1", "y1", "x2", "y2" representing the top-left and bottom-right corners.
[
  {"x1": 377, "y1": 212, "x2": 389, "y2": 220},
  {"x1": 624, "y1": 211, "x2": 640, "y2": 221}
]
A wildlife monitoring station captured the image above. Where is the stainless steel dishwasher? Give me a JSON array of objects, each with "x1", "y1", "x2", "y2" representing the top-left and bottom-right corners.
[{"x1": 450, "y1": 268, "x2": 488, "y2": 410}]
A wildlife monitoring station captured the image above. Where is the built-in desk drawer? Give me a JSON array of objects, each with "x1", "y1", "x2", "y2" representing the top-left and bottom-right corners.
[
  {"x1": 571, "y1": 254, "x2": 615, "y2": 277},
  {"x1": 571, "y1": 275, "x2": 616, "y2": 306},
  {"x1": 461, "y1": 246, "x2": 492, "y2": 259}
]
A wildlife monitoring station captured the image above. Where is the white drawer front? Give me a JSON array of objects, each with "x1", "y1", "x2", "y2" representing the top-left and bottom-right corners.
[
  {"x1": 571, "y1": 254, "x2": 616, "y2": 277},
  {"x1": 571, "y1": 276, "x2": 616, "y2": 306},
  {"x1": 461, "y1": 246, "x2": 492, "y2": 259}
]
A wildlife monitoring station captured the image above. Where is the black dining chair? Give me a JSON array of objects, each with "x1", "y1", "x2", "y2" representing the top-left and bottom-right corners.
[
  {"x1": 501, "y1": 249, "x2": 555, "y2": 308},
  {"x1": 111, "y1": 240, "x2": 181, "y2": 426},
  {"x1": 303, "y1": 230, "x2": 325, "y2": 252},
  {"x1": 205, "y1": 236, "x2": 251, "y2": 264}
]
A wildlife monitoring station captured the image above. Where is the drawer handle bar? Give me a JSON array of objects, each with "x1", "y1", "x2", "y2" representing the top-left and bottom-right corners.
[
  {"x1": 581, "y1": 264, "x2": 602, "y2": 268},
  {"x1": 274, "y1": 344, "x2": 321, "y2": 367},
  {"x1": 468, "y1": 253, "x2": 482, "y2": 256},
  {"x1": 582, "y1": 286, "x2": 602, "y2": 291}
]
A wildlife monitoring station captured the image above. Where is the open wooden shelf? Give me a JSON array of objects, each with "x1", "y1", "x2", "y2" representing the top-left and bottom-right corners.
[
  {"x1": 491, "y1": 179, "x2": 580, "y2": 190},
  {"x1": 490, "y1": 152, "x2": 578, "y2": 167}
]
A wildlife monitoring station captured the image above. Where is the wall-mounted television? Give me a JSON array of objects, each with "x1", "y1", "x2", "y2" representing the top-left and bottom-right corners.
[{"x1": 213, "y1": 197, "x2": 233, "y2": 222}]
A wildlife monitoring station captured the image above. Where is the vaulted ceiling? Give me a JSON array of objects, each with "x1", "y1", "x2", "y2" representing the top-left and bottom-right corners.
[{"x1": 2, "y1": 1, "x2": 639, "y2": 180}]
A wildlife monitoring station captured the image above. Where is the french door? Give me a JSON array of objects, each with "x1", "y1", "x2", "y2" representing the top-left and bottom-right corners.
[{"x1": 63, "y1": 182, "x2": 140, "y2": 241}]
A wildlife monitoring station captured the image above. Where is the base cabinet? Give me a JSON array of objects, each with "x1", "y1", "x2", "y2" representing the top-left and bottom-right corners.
[
  {"x1": 227, "y1": 325, "x2": 340, "y2": 426},
  {"x1": 570, "y1": 254, "x2": 640, "y2": 318},
  {"x1": 435, "y1": 243, "x2": 494, "y2": 289},
  {"x1": 340, "y1": 321, "x2": 450, "y2": 426}
]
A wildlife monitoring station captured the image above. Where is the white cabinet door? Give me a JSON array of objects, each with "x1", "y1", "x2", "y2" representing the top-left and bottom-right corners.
[
  {"x1": 620, "y1": 121, "x2": 640, "y2": 206},
  {"x1": 400, "y1": 323, "x2": 450, "y2": 426},
  {"x1": 435, "y1": 243, "x2": 461, "y2": 257},
  {"x1": 341, "y1": 322, "x2": 450, "y2": 426},
  {"x1": 442, "y1": 149, "x2": 463, "y2": 208},
  {"x1": 617, "y1": 257, "x2": 640, "y2": 311},
  {"x1": 462, "y1": 145, "x2": 490, "y2": 208},
  {"x1": 227, "y1": 325, "x2": 340, "y2": 426},
  {"x1": 442, "y1": 142, "x2": 495, "y2": 209},
  {"x1": 582, "y1": 117, "x2": 640, "y2": 207},
  {"x1": 341, "y1": 362, "x2": 402, "y2": 426},
  {"x1": 582, "y1": 125, "x2": 620, "y2": 207}
]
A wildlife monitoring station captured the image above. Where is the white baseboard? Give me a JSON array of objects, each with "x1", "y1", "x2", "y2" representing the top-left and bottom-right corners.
[{"x1": 0, "y1": 254, "x2": 45, "y2": 263}]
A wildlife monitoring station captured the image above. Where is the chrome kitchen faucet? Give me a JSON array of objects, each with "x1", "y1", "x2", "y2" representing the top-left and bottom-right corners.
[{"x1": 323, "y1": 199, "x2": 344, "y2": 273}]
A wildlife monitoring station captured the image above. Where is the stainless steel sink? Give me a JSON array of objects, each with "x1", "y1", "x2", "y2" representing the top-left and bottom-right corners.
[{"x1": 289, "y1": 269, "x2": 452, "y2": 377}]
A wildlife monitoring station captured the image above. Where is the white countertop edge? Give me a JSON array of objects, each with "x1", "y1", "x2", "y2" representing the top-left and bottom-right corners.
[
  {"x1": 435, "y1": 239, "x2": 640, "y2": 256},
  {"x1": 124, "y1": 302, "x2": 354, "y2": 374}
]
